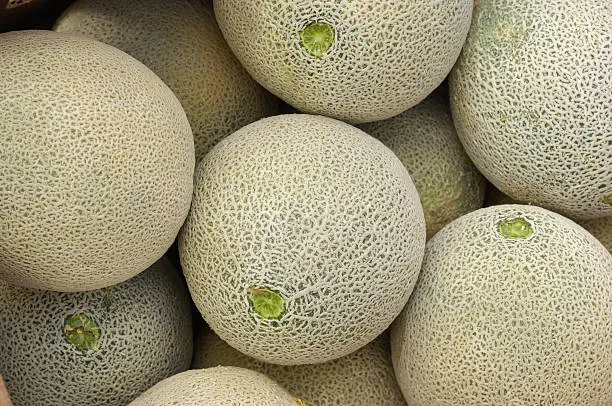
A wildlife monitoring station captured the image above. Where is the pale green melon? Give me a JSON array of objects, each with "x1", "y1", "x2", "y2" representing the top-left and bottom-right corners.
[
  {"x1": 213, "y1": 0, "x2": 472, "y2": 123},
  {"x1": 193, "y1": 326, "x2": 406, "y2": 405},
  {"x1": 0, "y1": 258, "x2": 193, "y2": 406},
  {"x1": 179, "y1": 114, "x2": 426, "y2": 365},
  {"x1": 359, "y1": 88, "x2": 486, "y2": 240},
  {"x1": 0, "y1": 30, "x2": 194, "y2": 292},
  {"x1": 128, "y1": 367, "x2": 301, "y2": 406},
  {"x1": 54, "y1": 0, "x2": 278, "y2": 162},
  {"x1": 391, "y1": 205, "x2": 612, "y2": 405},
  {"x1": 450, "y1": 0, "x2": 611, "y2": 220}
]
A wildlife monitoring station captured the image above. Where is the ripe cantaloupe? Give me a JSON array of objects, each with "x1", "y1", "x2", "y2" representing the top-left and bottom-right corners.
[
  {"x1": 213, "y1": 0, "x2": 473, "y2": 123},
  {"x1": 359, "y1": 87, "x2": 486, "y2": 240},
  {"x1": 450, "y1": 0, "x2": 611, "y2": 220},
  {"x1": 54, "y1": 0, "x2": 278, "y2": 162},
  {"x1": 193, "y1": 326, "x2": 407, "y2": 405},
  {"x1": 391, "y1": 205, "x2": 612, "y2": 405},
  {"x1": 0, "y1": 30, "x2": 194, "y2": 292},
  {"x1": 577, "y1": 217, "x2": 611, "y2": 254},
  {"x1": 128, "y1": 367, "x2": 301, "y2": 406},
  {"x1": 179, "y1": 114, "x2": 426, "y2": 365},
  {"x1": 0, "y1": 258, "x2": 193, "y2": 406}
]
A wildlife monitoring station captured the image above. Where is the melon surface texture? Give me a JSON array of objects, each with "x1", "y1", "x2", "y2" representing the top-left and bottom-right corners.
[
  {"x1": 193, "y1": 327, "x2": 407, "y2": 405},
  {"x1": 54, "y1": 0, "x2": 278, "y2": 163},
  {"x1": 0, "y1": 258, "x2": 193, "y2": 406},
  {"x1": 0, "y1": 30, "x2": 194, "y2": 292},
  {"x1": 450, "y1": 0, "x2": 611, "y2": 220},
  {"x1": 213, "y1": 0, "x2": 472, "y2": 123},
  {"x1": 359, "y1": 88, "x2": 486, "y2": 240},
  {"x1": 128, "y1": 366, "x2": 300, "y2": 406},
  {"x1": 179, "y1": 114, "x2": 426, "y2": 365},
  {"x1": 391, "y1": 204, "x2": 612, "y2": 405}
]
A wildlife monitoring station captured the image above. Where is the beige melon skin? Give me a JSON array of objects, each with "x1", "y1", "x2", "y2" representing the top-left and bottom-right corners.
[
  {"x1": 391, "y1": 205, "x2": 612, "y2": 405},
  {"x1": 128, "y1": 367, "x2": 300, "y2": 406},
  {"x1": 54, "y1": 0, "x2": 278, "y2": 163},
  {"x1": 0, "y1": 30, "x2": 194, "y2": 292},
  {"x1": 179, "y1": 114, "x2": 426, "y2": 365},
  {"x1": 359, "y1": 88, "x2": 486, "y2": 240},
  {"x1": 193, "y1": 326, "x2": 407, "y2": 406},
  {"x1": 0, "y1": 258, "x2": 193, "y2": 406},
  {"x1": 450, "y1": 0, "x2": 611, "y2": 220},
  {"x1": 213, "y1": 0, "x2": 472, "y2": 124}
]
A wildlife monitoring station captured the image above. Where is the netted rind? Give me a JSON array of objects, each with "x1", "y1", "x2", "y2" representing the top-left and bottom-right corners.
[
  {"x1": 359, "y1": 88, "x2": 486, "y2": 240},
  {"x1": 128, "y1": 367, "x2": 299, "y2": 405},
  {"x1": 213, "y1": 0, "x2": 472, "y2": 123},
  {"x1": 450, "y1": 0, "x2": 612, "y2": 220},
  {"x1": 193, "y1": 327, "x2": 407, "y2": 406},
  {"x1": 0, "y1": 30, "x2": 194, "y2": 291},
  {"x1": 578, "y1": 217, "x2": 612, "y2": 254},
  {"x1": 179, "y1": 114, "x2": 426, "y2": 365},
  {"x1": 54, "y1": 0, "x2": 278, "y2": 163},
  {"x1": 0, "y1": 258, "x2": 193, "y2": 406},
  {"x1": 391, "y1": 204, "x2": 612, "y2": 405}
]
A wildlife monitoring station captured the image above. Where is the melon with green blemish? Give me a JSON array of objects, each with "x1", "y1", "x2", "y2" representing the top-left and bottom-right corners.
[
  {"x1": 54, "y1": 0, "x2": 278, "y2": 163},
  {"x1": 0, "y1": 30, "x2": 194, "y2": 292},
  {"x1": 391, "y1": 204, "x2": 612, "y2": 405},
  {"x1": 359, "y1": 88, "x2": 486, "y2": 240},
  {"x1": 128, "y1": 366, "x2": 301, "y2": 406},
  {"x1": 450, "y1": 0, "x2": 611, "y2": 220},
  {"x1": 192, "y1": 326, "x2": 407, "y2": 406},
  {"x1": 0, "y1": 258, "x2": 193, "y2": 406},
  {"x1": 178, "y1": 114, "x2": 426, "y2": 365},
  {"x1": 213, "y1": 0, "x2": 473, "y2": 123}
]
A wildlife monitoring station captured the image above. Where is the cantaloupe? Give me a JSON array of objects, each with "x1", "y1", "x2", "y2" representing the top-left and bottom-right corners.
[
  {"x1": 0, "y1": 30, "x2": 194, "y2": 292},
  {"x1": 179, "y1": 114, "x2": 426, "y2": 365},
  {"x1": 193, "y1": 326, "x2": 406, "y2": 405},
  {"x1": 359, "y1": 87, "x2": 486, "y2": 240},
  {"x1": 391, "y1": 205, "x2": 612, "y2": 405},
  {"x1": 213, "y1": 0, "x2": 473, "y2": 123},
  {"x1": 450, "y1": 0, "x2": 611, "y2": 220},
  {"x1": 128, "y1": 367, "x2": 301, "y2": 406},
  {"x1": 54, "y1": 0, "x2": 278, "y2": 162},
  {"x1": 577, "y1": 217, "x2": 611, "y2": 254},
  {"x1": 0, "y1": 258, "x2": 193, "y2": 406}
]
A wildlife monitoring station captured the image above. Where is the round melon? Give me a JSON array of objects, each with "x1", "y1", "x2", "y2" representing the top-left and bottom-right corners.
[
  {"x1": 213, "y1": 0, "x2": 473, "y2": 123},
  {"x1": 449, "y1": 0, "x2": 611, "y2": 220},
  {"x1": 193, "y1": 326, "x2": 406, "y2": 405},
  {"x1": 128, "y1": 367, "x2": 301, "y2": 406},
  {"x1": 359, "y1": 87, "x2": 486, "y2": 240},
  {"x1": 391, "y1": 204, "x2": 612, "y2": 405},
  {"x1": 0, "y1": 257, "x2": 193, "y2": 406},
  {"x1": 179, "y1": 114, "x2": 426, "y2": 365},
  {"x1": 0, "y1": 30, "x2": 194, "y2": 291},
  {"x1": 54, "y1": 0, "x2": 278, "y2": 163},
  {"x1": 578, "y1": 217, "x2": 612, "y2": 254}
]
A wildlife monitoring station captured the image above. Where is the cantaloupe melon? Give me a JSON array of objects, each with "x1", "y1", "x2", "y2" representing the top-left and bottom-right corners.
[
  {"x1": 359, "y1": 87, "x2": 486, "y2": 240},
  {"x1": 179, "y1": 114, "x2": 426, "y2": 365},
  {"x1": 128, "y1": 367, "x2": 301, "y2": 406},
  {"x1": 193, "y1": 326, "x2": 406, "y2": 405},
  {"x1": 213, "y1": 0, "x2": 473, "y2": 123},
  {"x1": 54, "y1": 0, "x2": 278, "y2": 163},
  {"x1": 0, "y1": 30, "x2": 194, "y2": 292},
  {"x1": 450, "y1": 0, "x2": 611, "y2": 220},
  {"x1": 391, "y1": 205, "x2": 612, "y2": 405},
  {"x1": 0, "y1": 258, "x2": 193, "y2": 406},
  {"x1": 577, "y1": 217, "x2": 611, "y2": 254}
]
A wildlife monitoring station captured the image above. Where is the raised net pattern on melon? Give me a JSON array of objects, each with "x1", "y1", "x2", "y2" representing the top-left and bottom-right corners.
[
  {"x1": 213, "y1": 0, "x2": 472, "y2": 123},
  {"x1": 179, "y1": 114, "x2": 426, "y2": 365}
]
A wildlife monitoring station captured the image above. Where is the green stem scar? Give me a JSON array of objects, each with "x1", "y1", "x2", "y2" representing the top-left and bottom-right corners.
[
  {"x1": 299, "y1": 22, "x2": 335, "y2": 58},
  {"x1": 603, "y1": 194, "x2": 612, "y2": 206},
  {"x1": 64, "y1": 313, "x2": 101, "y2": 351},
  {"x1": 498, "y1": 217, "x2": 534, "y2": 239},
  {"x1": 247, "y1": 287, "x2": 286, "y2": 320}
]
